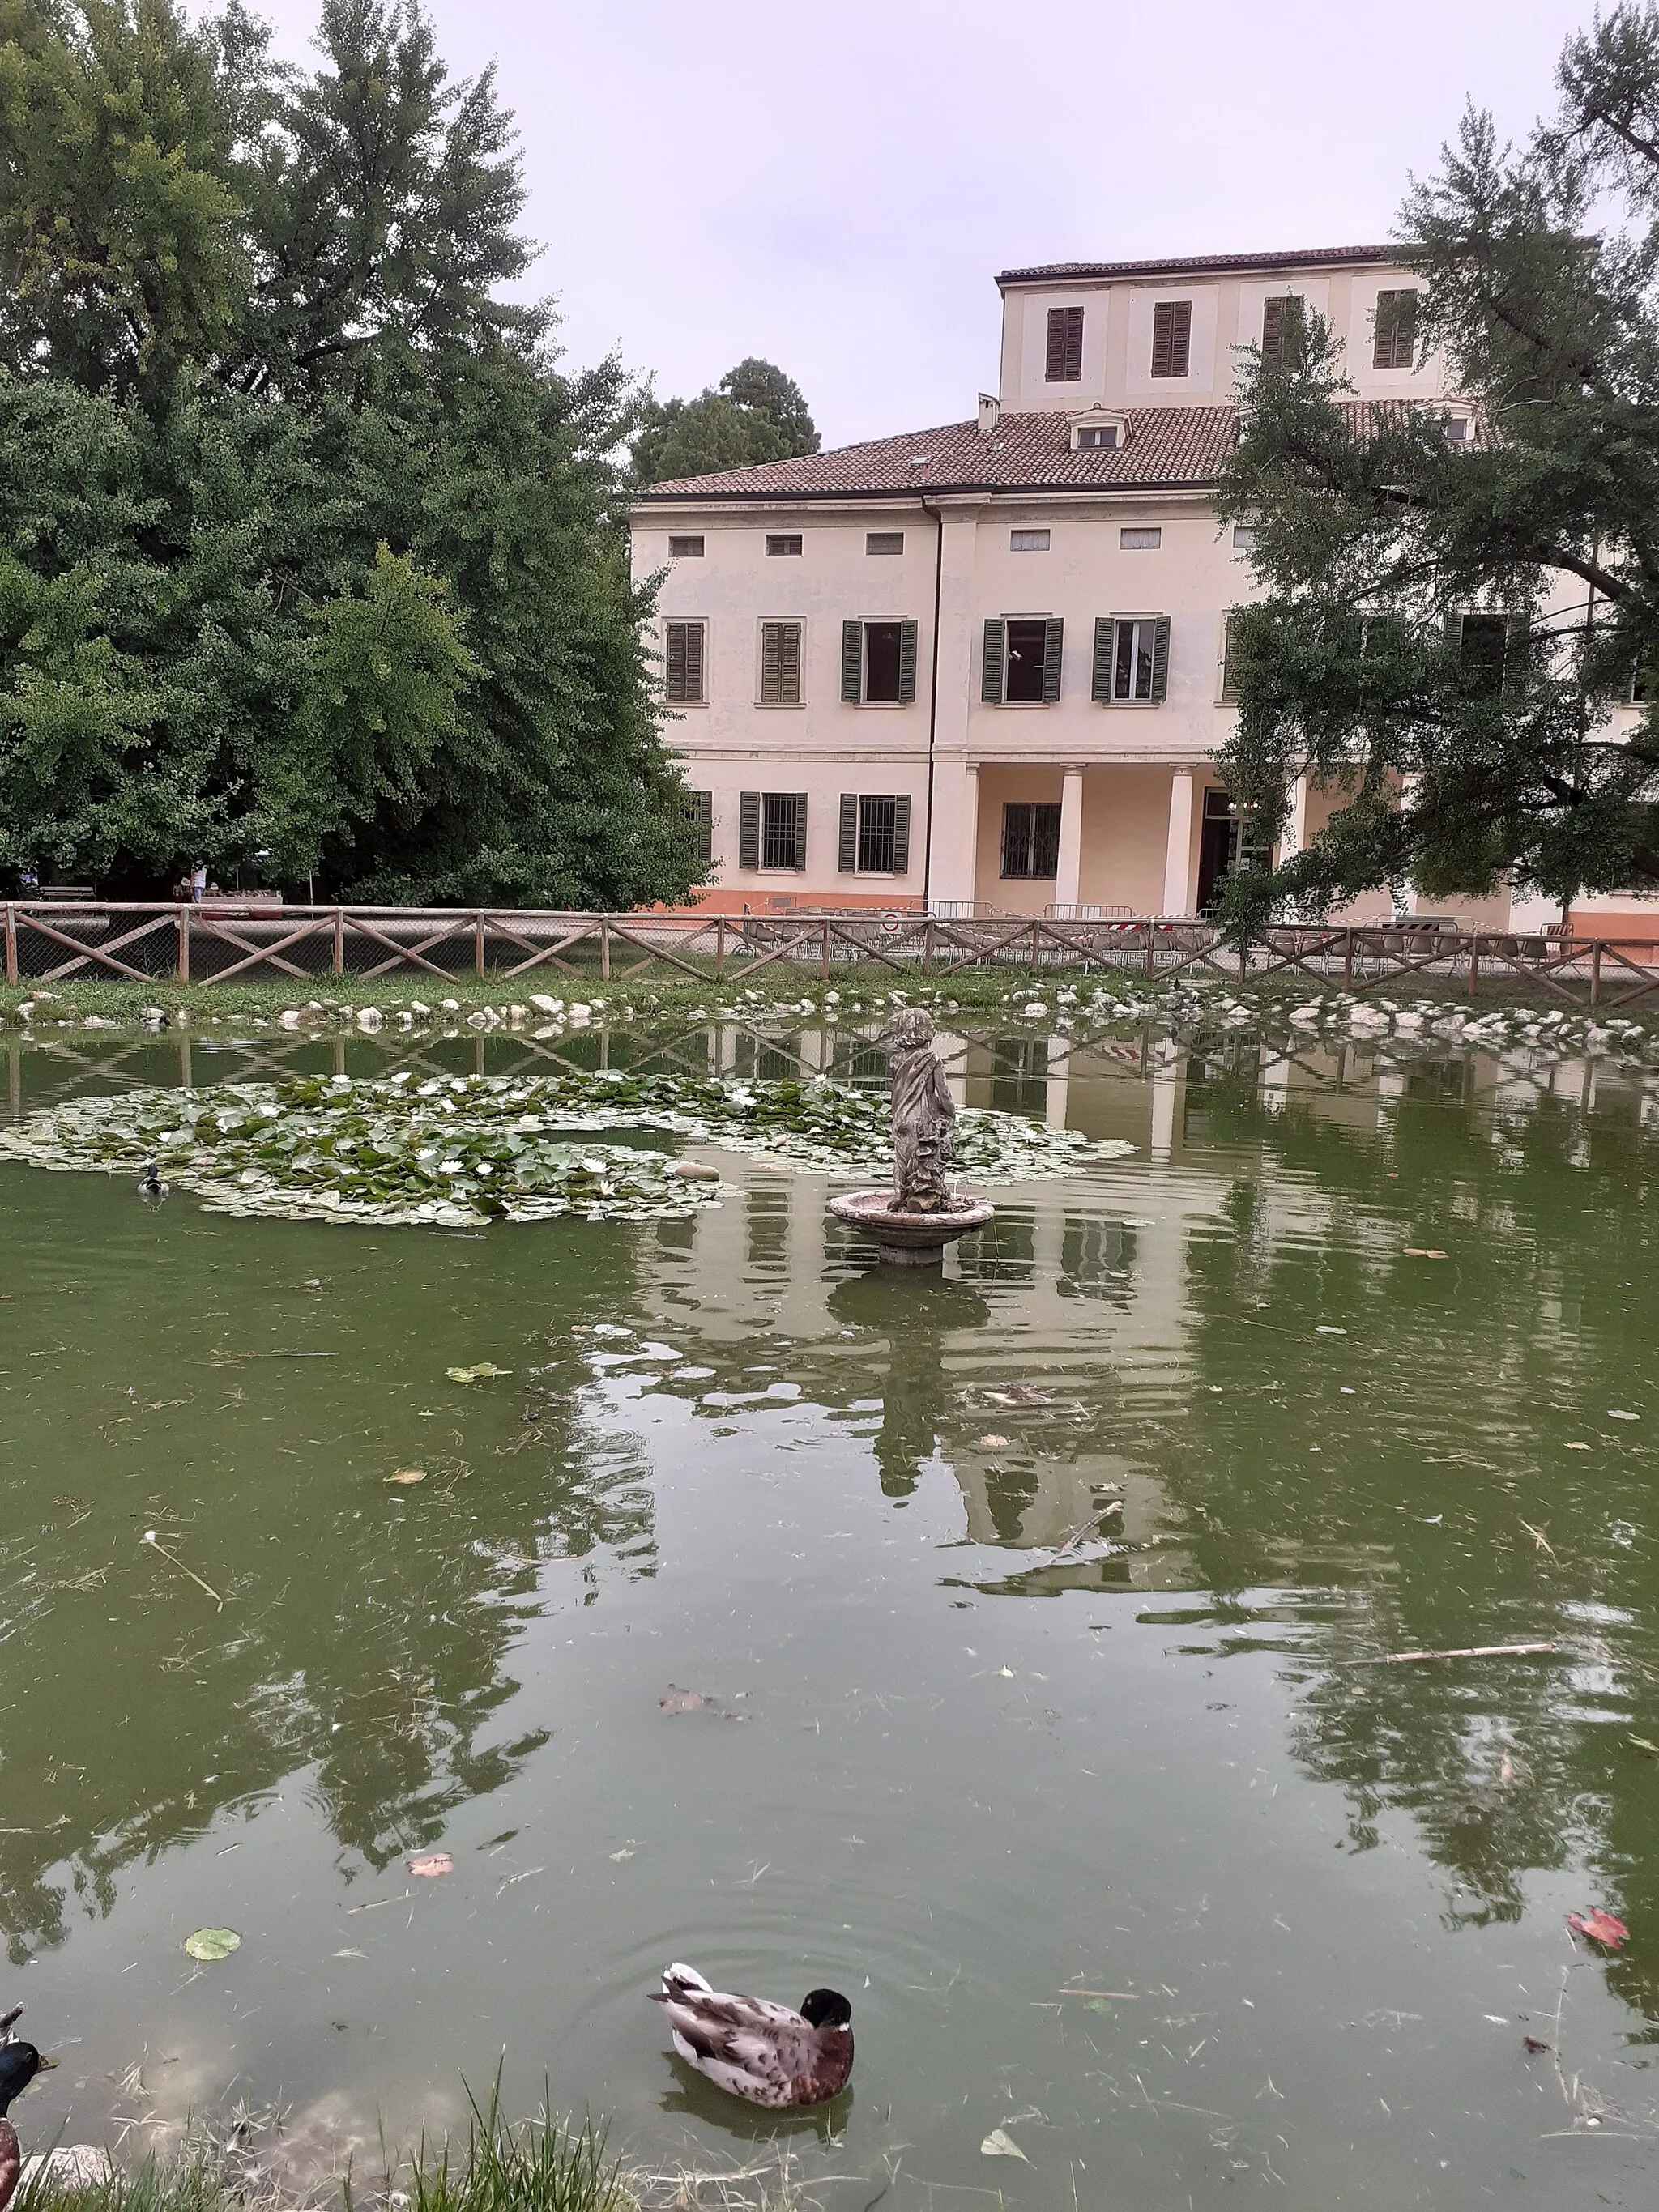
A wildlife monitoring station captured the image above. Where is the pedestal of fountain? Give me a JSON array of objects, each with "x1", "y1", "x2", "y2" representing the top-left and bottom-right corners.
[{"x1": 828, "y1": 1187, "x2": 995, "y2": 1266}]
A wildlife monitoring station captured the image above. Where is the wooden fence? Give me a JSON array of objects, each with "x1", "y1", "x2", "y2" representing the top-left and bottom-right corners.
[{"x1": 5, "y1": 902, "x2": 1659, "y2": 1006}]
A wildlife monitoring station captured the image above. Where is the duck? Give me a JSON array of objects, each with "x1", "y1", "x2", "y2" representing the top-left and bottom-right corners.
[
  {"x1": 650, "y1": 1963, "x2": 853, "y2": 2108},
  {"x1": 136, "y1": 1160, "x2": 170, "y2": 1200},
  {"x1": 0, "y1": 2021, "x2": 57, "y2": 2212}
]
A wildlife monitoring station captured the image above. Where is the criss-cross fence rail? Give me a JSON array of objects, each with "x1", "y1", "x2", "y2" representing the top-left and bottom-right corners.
[{"x1": 5, "y1": 903, "x2": 1659, "y2": 1005}]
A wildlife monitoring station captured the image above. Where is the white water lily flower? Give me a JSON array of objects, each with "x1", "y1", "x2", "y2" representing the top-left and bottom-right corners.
[{"x1": 438, "y1": 1160, "x2": 464, "y2": 1174}]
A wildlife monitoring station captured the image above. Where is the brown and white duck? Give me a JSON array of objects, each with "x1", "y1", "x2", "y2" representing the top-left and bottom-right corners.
[{"x1": 650, "y1": 1963, "x2": 853, "y2": 2108}]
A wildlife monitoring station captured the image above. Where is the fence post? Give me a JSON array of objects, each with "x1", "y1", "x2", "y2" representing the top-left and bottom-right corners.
[
  {"x1": 600, "y1": 914, "x2": 611, "y2": 983},
  {"x1": 1343, "y1": 931, "x2": 1354, "y2": 990},
  {"x1": 1238, "y1": 933, "x2": 1247, "y2": 983},
  {"x1": 333, "y1": 908, "x2": 345, "y2": 978},
  {"x1": 923, "y1": 914, "x2": 933, "y2": 973},
  {"x1": 1468, "y1": 932, "x2": 1480, "y2": 999},
  {"x1": 177, "y1": 902, "x2": 190, "y2": 985},
  {"x1": 3, "y1": 904, "x2": 15, "y2": 989},
  {"x1": 1031, "y1": 917, "x2": 1040, "y2": 973},
  {"x1": 1145, "y1": 924, "x2": 1154, "y2": 980},
  {"x1": 715, "y1": 914, "x2": 726, "y2": 982},
  {"x1": 1591, "y1": 939, "x2": 1602, "y2": 1007},
  {"x1": 821, "y1": 918, "x2": 830, "y2": 982},
  {"x1": 474, "y1": 913, "x2": 486, "y2": 981}
]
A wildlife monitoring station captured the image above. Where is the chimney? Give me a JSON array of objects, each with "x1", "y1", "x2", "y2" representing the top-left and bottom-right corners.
[{"x1": 978, "y1": 391, "x2": 1000, "y2": 436}]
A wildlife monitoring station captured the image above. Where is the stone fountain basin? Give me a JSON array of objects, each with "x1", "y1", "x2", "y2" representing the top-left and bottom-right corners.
[{"x1": 827, "y1": 1189, "x2": 996, "y2": 1266}]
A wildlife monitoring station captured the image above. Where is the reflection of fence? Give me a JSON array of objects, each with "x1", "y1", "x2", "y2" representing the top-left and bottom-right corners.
[{"x1": 5, "y1": 904, "x2": 1659, "y2": 1004}]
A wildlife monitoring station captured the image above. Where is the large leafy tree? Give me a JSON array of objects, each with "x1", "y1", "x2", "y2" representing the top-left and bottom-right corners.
[
  {"x1": 0, "y1": 0, "x2": 702, "y2": 906},
  {"x1": 1217, "y1": 4, "x2": 1659, "y2": 927},
  {"x1": 631, "y1": 355, "x2": 818, "y2": 486}
]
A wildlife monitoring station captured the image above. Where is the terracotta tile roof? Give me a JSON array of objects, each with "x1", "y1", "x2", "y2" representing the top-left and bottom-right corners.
[
  {"x1": 997, "y1": 245, "x2": 1399, "y2": 285},
  {"x1": 635, "y1": 407, "x2": 1244, "y2": 501}
]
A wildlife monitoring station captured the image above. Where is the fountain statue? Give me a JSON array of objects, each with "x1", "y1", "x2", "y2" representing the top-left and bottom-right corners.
[{"x1": 828, "y1": 1009, "x2": 995, "y2": 1266}]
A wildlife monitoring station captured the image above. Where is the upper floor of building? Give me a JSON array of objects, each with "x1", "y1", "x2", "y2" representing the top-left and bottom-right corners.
[{"x1": 996, "y1": 245, "x2": 1450, "y2": 414}]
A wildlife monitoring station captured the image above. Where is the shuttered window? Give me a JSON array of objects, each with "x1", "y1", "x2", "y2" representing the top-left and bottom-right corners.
[
  {"x1": 759, "y1": 621, "x2": 802, "y2": 704},
  {"x1": 1045, "y1": 305, "x2": 1085, "y2": 382},
  {"x1": 684, "y1": 789, "x2": 713, "y2": 867},
  {"x1": 668, "y1": 535, "x2": 705, "y2": 558},
  {"x1": 1150, "y1": 300, "x2": 1192, "y2": 378},
  {"x1": 665, "y1": 620, "x2": 706, "y2": 704},
  {"x1": 1373, "y1": 289, "x2": 1418, "y2": 370},
  {"x1": 838, "y1": 793, "x2": 911, "y2": 873},
  {"x1": 842, "y1": 620, "x2": 918, "y2": 703},
  {"x1": 1102, "y1": 615, "x2": 1171, "y2": 701},
  {"x1": 740, "y1": 791, "x2": 808, "y2": 869},
  {"x1": 1260, "y1": 294, "x2": 1305, "y2": 371},
  {"x1": 1456, "y1": 612, "x2": 1514, "y2": 698},
  {"x1": 1219, "y1": 614, "x2": 1242, "y2": 701},
  {"x1": 1001, "y1": 803, "x2": 1062, "y2": 880},
  {"x1": 1003, "y1": 617, "x2": 1054, "y2": 703}
]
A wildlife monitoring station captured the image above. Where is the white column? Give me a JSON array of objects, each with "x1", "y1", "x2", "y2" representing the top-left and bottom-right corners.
[
  {"x1": 1055, "y1": 766, "x2": 1084, "y2": 914},
  {"x1": 1162, "y1": 768, "x2": 1197, "y2": 916}
]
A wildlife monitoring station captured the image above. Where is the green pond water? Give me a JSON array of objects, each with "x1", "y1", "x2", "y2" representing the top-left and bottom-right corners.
[{"x1": 3, "y1": 1019, "x2": 1659, "y2": 2210}]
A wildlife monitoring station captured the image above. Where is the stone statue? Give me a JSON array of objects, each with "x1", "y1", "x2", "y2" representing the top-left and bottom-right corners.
[{"x1": 888, "y1": 1008, "x2": 956, "y2": 1213}]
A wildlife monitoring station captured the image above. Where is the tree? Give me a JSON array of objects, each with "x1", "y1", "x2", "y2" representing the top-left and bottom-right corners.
[
  {"x1": 0, "y1": 0, "x2": 704, "y2": 907},
  {"x1": 631, "y1": 356, "x2": 818, "y2": 485},
  {"x1": 1215, "y1": 3, "x2": 1659, "y2": 929}
]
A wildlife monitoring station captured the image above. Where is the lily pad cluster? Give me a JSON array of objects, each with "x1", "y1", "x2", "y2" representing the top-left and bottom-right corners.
[{"x1": 0, "y1": 1068, "x2": 1132, "y2": 1228}]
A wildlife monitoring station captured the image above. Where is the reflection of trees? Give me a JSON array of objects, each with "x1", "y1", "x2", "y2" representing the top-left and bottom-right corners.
[
  {"x1": 1166, "y1": 1052, "x2": 1659, "y2": 2007},
  {"x1": 0, "y1": 1237, "x2": 655, "y2": 1964}
]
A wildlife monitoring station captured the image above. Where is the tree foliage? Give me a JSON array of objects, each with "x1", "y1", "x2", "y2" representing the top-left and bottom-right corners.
[
  {"x1": 1217, "y1": 3, "x2": 1659, "y2": 927},
  {"x1": 0, "y1": 0, "x2": 702, "y2": 905},
  {"x1": 631, "y1": 355, "x2": 818, "y2": 485}
]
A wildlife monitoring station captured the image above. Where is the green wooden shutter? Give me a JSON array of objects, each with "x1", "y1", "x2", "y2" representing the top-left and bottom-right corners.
[
  {"x1": 791, "y1": 793, "x2": 809, "y2": 870},
  {"x1": 684, "y1": 621, "x2": 705, "y2": 704},
  {"x1": 1150, "y1": 616, "x2": 1171, "y2": 701},
  {"x1": 838, "y1": 793, "x2": 858, "y2": 872},
  {"x1": 1042, "y1": 617, "x2": 1064, "y2": 703},
  {"x1": 779, "y1": 624, "x2": 801, "y2": 704},
  {"x1": 1091, "y1": 616, "x2": 1114, "y2": 703},
  {"x1": 760, "y1": 625, "x2": 780, "y2": 704},
  {"x1": 687, "y1": 789, "x2": 712, "y2": 867},
  {"x1": 898, "y1": 620, "x2": 918, "y2": 703},
  {"x1": 841, "y1": 620, "x2": 864, "y2": 703},
  {"x1": 1444, "y1": 608, "x2": 1464, "y2": 654},
  {"x1": 739, "y1": 791, "x2": 760, "y2": 870},
  {"x1": 1221, "y1": 614, "x2": 1239, "y2": 701},
  {"x1": 666, "y1": 623, "x2": 687, "y2": 701},
  {"x1": 982, "y1": 618, "x2": 1005, "y2": 702},
  {"x1": 1504, "y1": 612, "x2": 1529, "y2": 698},
  {"x1": 892, "y1": 794, "x2": 911, "y2": 875}
]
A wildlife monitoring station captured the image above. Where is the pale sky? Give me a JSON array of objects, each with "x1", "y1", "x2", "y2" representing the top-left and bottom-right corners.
[{"x1": 248, "y1": 0, "x2": 1596, "y2": 448}]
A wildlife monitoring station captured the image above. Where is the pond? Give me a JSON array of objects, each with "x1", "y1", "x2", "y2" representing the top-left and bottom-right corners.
[{"x1": 3, "y1": 1016, "x2": 1658, "y2": 2210}]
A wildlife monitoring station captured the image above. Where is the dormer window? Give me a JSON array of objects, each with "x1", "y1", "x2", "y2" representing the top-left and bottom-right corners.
[
  {"x1": 1069, "y1": 411, "x2": 1128, "y2": 454},
  {"x1": 1439, "y1": 408, "x2": 1474, "y2": 448}
]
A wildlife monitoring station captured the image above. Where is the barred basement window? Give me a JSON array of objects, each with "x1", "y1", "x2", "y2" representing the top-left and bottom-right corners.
[
  {"x1": 668, "y1": 535, "x2": 705, "y2": 558},
  {"x1": 1151, "y1": 300, "x2": 1192, "y2": 378},
  {"x1": 1373, "y1": 289, "x2": 1418, "y2": 370},
  {"x1": 664, "y1": 620, "x2": 706, "y2": 704},
  {"x1": 766, "y1": 533, "x2": 803, "y2": 556},
  {"x1": 1001, "y1": 802, "x2": 1062, "y2": 880},
  {"x1": 866, "y1": 531, "x2": 904, "y2": 555}
]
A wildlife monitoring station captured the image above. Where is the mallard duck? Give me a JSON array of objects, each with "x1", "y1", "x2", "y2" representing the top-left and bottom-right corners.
[
  {"x1": 137, "y1": 1160, "x2": 169, "y2": 1200},
  {"x1": 650, "y1": 1963, "x2": 853, "y2": 2108},
  {"x1": 0, "y1": 2022, "x2": 57, "y2": 2212}
]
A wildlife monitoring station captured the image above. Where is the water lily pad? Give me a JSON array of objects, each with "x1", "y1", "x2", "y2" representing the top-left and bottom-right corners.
[{"x1": 184, "y1": 1927, "x2": 241, "y2": 1962}]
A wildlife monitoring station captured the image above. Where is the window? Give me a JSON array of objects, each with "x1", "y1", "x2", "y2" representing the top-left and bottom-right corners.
[
  {"x1": 668, "y1": 535, "x2": 704, "y2": 558},
  {"x1": 1439, "y1": 412, "x2": 1471, "y2": 446},
  {"x1": 1373, "y1": 289, "x2": 1418, "y2": 370},
  {"x1": 983, "y1": 616, "x2": 1064, "y2": 704},
  {"x1": 1456, "y1": 612, "x2": 1510, "y2": 697},
  {"x1": 1092, "y1": 614, "x2": 1171, "y2": 703},
  {"x1": 1260, "y1": 294, "x2": 1306, "y2": 371},
  {"x1": 1231, "y1": 523, "x2": 1257, "y2": 552},
  {"x1": 1077, "y1": 424, "x2": 1120, "y2": 449},
  {"x1": 866, "y1": 531, "x2": 904, "y2": 556},
  {"x1": 739, "y1": 791, "x2": 808, "y2": 870},
  {"x1": 1011, "y1": 527, "x2": 1051, "y2": 552},
  {"x1": 1001, "y1": 803, "x2": 1062, "y2": 880},
  {"x1": 1220, "y1": 613, "x2": 1243, "y2": 701},
  {"x1": 766, "y1": 533, "x2": 803, "y2": 556},
  {"x1": 759, "y1": 621, "x2": 802, "y2": 704},
  {"x1": 684, "y1": 789, "x2": 713, "y2": 867},
  {"x1": 1120, "y1": 526, "x2": 1161, "y2": 550},
  {"x1": 838, "y1": 792, "x2": 913, "y2": 873},
  {"x1": 1151, "y1": 300, "x2": 1192, "y2": 378},
  {"x1": 846, "y1": 618, "x2": 917, "y2": 704},
  {"x1": 1045, "y1": 305, "x2": 1084, "y2": 382},
  {"x1": 664, "y1": 619, "x2": 706, "y2": 705}
]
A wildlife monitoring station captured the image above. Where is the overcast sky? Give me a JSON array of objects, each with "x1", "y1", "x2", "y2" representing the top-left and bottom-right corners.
[{"x1": 248, "y1": 0, "x2": 1596, "y2": 448}]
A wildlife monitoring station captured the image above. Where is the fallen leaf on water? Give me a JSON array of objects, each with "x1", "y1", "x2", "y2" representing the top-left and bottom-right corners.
[
  {"x1": 998, "y1": 1666, "x2": 1017, "y2": 1678},
  {"x1": 447, "y1": 1364, "x2": 510, "y2": 1383},
  {"x1": 977, "y1": 1434, "x2": 1011, "y2": 1450},
  {"x1": 659, "y1": 1684, "x2": 742, "y2": 1719},
  {"x1": 386, "y1": 1468, "x2": 427, "y2": 1485},
  {"x1": 608, "y1": 1848, "x2": 635, "y2": 1861},
  {"x1": 1567, "y1": 1908, "x2": 1629, "y2": 1949},
  {"x1": 1523, "y1": 2035, "x2": 1551, "y2": 2054},
  {"x1": 184, "y1": 1928, "x2": 240, "y2": 1963},
  {"x1": 999, "y1": 1384, "x2": 1050, "y2": 1404},
  {"x1": 1566, "y1": 1441, "x2": 1591, "y2": 1450},
  {"x1": 1630, "y1": 1736, "x2": 1659, "y2": 1757},
  {"x1": 1403, "y1": 1249, "x2": 1449, "y2": 1259},
  {"x1": 1086, "y1": 1998, "x2": 1113, "y2": 2014},
  {"x1": 1609, "y1": 1409, "x2": 1640, "y2": 1421},
  {"x1": 1316, "y1": 1325, "x2": 1347, "y2": 1336},
  {"x1": 409, "y1": 1852, "x2": 453, "y2": 1878},
  {"x1": 980, "y1": 2130, "x2": 1029, "y2": 2163}
]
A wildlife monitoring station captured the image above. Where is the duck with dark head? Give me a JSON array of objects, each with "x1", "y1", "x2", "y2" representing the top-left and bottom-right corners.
[{"x1": 0, "y1": 2007, "x2": 57, "y2": 2212}]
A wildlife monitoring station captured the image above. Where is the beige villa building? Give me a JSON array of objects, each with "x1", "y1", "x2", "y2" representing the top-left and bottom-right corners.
[{"x1": 631, "y1": 245, "x2": 1617, "y2": 927}]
